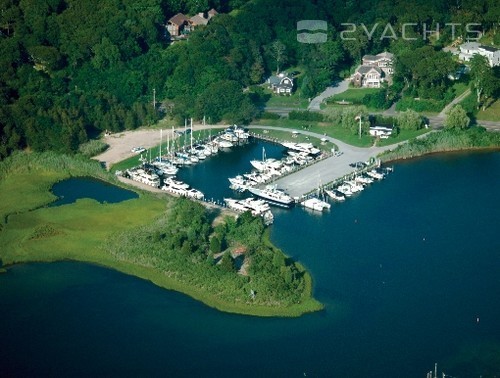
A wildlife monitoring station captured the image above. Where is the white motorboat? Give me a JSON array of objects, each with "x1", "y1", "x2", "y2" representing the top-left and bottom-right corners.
[
  {"x1": 185, "y1": 188, "x2": 204, "y2": 200},
  {"x1": 216, "y1": 138, "x2": 233, "y2": 149},
  {"x1": 228, "y1": 175, "x2": 254, "y2": 191},
  {"x1": 302, "y1": 197, "x2": 331, "y2": 212},
  {"x1": 336, "y1": 184, "x2": 353, "y2": 197},
  {"x1": 164, "y1": 177, "x2": 190, "y2": 190},
  {"x1": 248, "y1": 185, "x2": 294, "y2": 208},
  {"x1": 233, "y1": 127, "x2": 249, "y2": 139},
  {"x1": 220, "y1": 132, "x2": 239, "y2": 143},
  {"x1": 355, "y1": 175, "x2": 373, "y2": 185},
  {"x1": 366, "y1": 169, "x2": 384, "y2": 180},
  {"x1": 325, "y1": 189, "x2": 345, "y2": 201},
  {"x1": 224, "y1": 198, "x2": 274, "y2": 225},
  {"x1": 345, "y1": 180, "x2": 364, "y2": 193}
]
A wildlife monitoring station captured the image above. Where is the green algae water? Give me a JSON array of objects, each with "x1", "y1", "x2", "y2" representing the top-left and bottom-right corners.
[{"x1": 0, "y1": 151, "x2": 499, "y2": 377}]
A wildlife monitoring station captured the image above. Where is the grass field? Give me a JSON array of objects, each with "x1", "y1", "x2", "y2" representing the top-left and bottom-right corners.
[
  {"x1": 264, "y1": 92, "x2": 309, "y2": 109},
  {"x1": 476, "y1": 99, "x2": 500, "y2": 122},
  {"x1": 249, "y1": 128, "x2": 336, "y2": 152},
  {"x1": 326, "y1": 87, "x2": 382, "y2": 104},
  {"x1": 253, "y1": 118, "x2": 375, "y2": 147}
]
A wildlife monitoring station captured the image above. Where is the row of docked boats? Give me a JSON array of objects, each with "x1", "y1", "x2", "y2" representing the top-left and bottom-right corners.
[
  {"x1": 300, "y1": 167, "x2": 392, "y2": 213},
  {"x1": 223, "y1": 197, "x2": 274, "y2": 225},
  {"x1": 228, "y1": 143, "x2": 324, "y2": 193},
  {"x1": 125, "y1": 124, "x2": 253, "y2": 199},
  {"x1": 160, "y1": 177, "x2": 204, "y2": 200}
]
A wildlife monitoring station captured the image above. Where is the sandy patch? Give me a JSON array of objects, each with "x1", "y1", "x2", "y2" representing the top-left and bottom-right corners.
[{"x1": 93, "y1": 125, "x2": 223, "y2": 169}]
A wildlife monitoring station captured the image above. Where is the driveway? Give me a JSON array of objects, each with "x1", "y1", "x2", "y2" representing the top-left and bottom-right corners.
[{"x1": 308, "y1": 80, "x2": 350, "y2": 111}]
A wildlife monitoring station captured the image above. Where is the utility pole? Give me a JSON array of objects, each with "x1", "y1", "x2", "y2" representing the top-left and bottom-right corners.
[{"x1": 355, "y1": 115, "x2": 362, "y2": 139}]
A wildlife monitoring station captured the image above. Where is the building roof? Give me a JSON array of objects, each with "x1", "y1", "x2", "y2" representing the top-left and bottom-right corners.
[
  {"x1": 460, "y1": 42, "x2": 480, "y2": 51},
  {"x1": 190, "y1": 14, "x2": 208, "y2": 26},
  {"x1": 208, "y1": 8, "x2": 218, "y2": 17},
  {"x1": 168, "y1": 13, "x2": 189, "y2": 26},
  {"x1": 268, "y1": 75, "x2": 281, "y2": 85},
  {"x1": 363, "y1": 52, "x2": 394, "y2": 62},
  {"x1": 362, "y1": 54, "x2": 378, "y2": 62},
  {"x1": 377, "y1": 51, "x2": 394, "y2": 59},
  {"x1": 278, "y1": 77, "x2": 293, "y2": 88},
  {"x1": 355, "y1": 65, "x2": 382, "y2": 75},
  {"x1": 480, "y1": 45, "x2": 499, "y2": 52}
]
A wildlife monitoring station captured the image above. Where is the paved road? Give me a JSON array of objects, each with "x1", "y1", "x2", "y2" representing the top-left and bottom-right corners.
[
  {"x1": 308, "y1": 80, "x2": 350, "y2": 111},
  {"x1": 438, "y1": 88, "x2": 471, "y2": 118},
  {"x1": 248, "y1": 125, "x2": 398, "y2": 197}
]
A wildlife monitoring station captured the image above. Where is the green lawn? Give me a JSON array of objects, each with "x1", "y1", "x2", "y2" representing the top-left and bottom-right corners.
[
  {"x1": 476, "y1": 99, "x2": 500, "y2": 122},
  {"x1": 376, "y1": 128, "x2": 431, "y2": 147},
  {"x1": 326, "y1": 87, "x2": 382, "y2": 104},
  {"x1": 253, "y1": 118, "x2": 374, "y2": 147},
  {"x1": 249, "y1": 128, "x2": 336, "y2": 152},
  {"x1": 459, "y1": 93, "x2": 500, "y2": 122},
  {"x1": 265, "y1": 92, "x2": 309, "y2": 109}
]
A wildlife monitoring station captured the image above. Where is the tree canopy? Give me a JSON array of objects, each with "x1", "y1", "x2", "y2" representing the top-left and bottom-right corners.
[{"x1": 1, "y1": 0, "x2": 499, "y2": 159}]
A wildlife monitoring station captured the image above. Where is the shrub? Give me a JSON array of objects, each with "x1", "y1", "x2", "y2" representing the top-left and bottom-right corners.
[
  {"x1": 288, "y1": 110, "x2": 324, "y2": 122},
  {"x1": 258, "y1": 112, "x2": 281, "y2": 120},
  {"x1": 78, "y1": 140, "x2": 109, "y2": 157}
]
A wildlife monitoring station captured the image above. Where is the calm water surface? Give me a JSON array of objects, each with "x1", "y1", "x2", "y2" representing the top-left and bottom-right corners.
[
  {"x1": 50, "y1": 177, "x2": 138, "y2": 206},
  {"x1": 1, "y1": 149, "x2": 499, "y2": 377}
]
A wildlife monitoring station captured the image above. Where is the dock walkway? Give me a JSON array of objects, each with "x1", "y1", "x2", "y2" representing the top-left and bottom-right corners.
[{"x1": 248, "y1": 126, "x2": 398, "y2": 197}]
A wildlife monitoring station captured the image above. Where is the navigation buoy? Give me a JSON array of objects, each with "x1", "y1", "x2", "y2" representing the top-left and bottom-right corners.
[{"x1": 476, "y1": 317, "x2": 480, "y2": 323}]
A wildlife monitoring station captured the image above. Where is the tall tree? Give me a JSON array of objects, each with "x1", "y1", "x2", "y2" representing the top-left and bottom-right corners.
[
  {"x1": 469, "y1": 55, "x2": 498, "y2": 110},
  {"x1": 269, "y1": 40, "x2": 286, "y2": 74},
  {"x1": 445, "y1": 105, "x2": 470, "y2": 129}
]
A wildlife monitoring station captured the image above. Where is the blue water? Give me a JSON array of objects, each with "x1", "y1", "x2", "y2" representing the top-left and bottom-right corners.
[
  {"x1": 50, "y1": 177, "x2": 138, "y2": 206},
  {"x1": 1, "y1": 150, "x2": 499, "y2": 377},
  {"x1": 176, "y1": 138, "x2": 286, "y2": 201}
]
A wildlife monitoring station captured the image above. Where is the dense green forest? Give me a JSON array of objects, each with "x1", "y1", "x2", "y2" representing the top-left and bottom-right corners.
[{"x1": 1, "y1": 0, "x2": 499, "y2": 158}]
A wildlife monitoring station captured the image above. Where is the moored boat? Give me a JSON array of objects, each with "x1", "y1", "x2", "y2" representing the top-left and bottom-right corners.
[
  {"x1": 301, "y1": 197, "x2": 331, "y2": 212},
  {"x1": 248, "y1": 185, "x2": 294, "y2": 208}
]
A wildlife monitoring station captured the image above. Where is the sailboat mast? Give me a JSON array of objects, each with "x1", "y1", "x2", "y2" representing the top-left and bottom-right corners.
[
  {"x1": 190, "y1": 118, "x2": 193, "y2": 150},
  {"x1": 159, "y1": 128, "x2": 162, "y2": 161}
]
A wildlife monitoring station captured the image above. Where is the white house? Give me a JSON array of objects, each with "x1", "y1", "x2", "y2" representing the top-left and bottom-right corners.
[
  {"x1": 458, "y1": 42, "x2": 500, "y2": 67},
  {"x1": 267, "y1": 73, "x2": 294, "y2": 95},
  {"x1": 351, "y1": 51, "x2": 394, "y2": 88}
]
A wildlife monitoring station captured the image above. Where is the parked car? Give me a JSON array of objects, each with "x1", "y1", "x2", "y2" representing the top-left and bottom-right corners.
[{"x1": 131, "y1": 147, "x2": 146, "y2": 154}]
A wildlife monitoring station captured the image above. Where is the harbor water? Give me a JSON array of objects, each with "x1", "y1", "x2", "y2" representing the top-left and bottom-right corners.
[{"x1": 1, "y1": 148, "x2": 499, "y2": 377}]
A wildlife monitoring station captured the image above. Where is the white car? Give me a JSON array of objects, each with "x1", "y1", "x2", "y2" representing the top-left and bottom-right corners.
[{"x1": 131, "y1": 147, "x2": 146, "y2": 154}]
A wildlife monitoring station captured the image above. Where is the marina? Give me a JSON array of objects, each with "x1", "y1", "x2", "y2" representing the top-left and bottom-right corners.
[{"x1": 118, "y1": 125, "x2": 397, "y2": 220}]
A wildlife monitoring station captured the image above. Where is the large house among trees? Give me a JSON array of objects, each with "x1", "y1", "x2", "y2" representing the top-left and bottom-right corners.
[
  {"x1": 458, "y1": 42, "x2": 500, "y2": 67},
  {"x1": 166, "y1": 9, "x2": 218, "y2": 38},
  {"x1": 351, "y1": 52, "x2": 394, "y2": 88}
]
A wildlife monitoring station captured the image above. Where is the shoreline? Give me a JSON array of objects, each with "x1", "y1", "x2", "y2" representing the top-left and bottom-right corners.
[{"x1": 382, "y1": 145, "x2": 500, "y2": 164}]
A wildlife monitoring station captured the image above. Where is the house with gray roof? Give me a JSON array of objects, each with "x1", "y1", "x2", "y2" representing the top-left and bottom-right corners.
[
  {"x1": 352, "y1": 66, "x2": 384, "y2": 88},
  {"x1": 362, "y1": 51, "x2": 394, "y2": 75}
]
